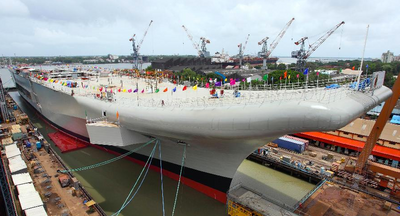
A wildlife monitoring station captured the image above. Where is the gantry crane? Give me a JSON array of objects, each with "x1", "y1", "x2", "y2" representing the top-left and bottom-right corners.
[
  {"x1": 258, "y1": 18, "x2": 295, "y2": 70},
  {"x1": 292, "y1": 21, "x2": 345, "y2": 72},
  {"x1": 182, "y1": 25, "x2": 210, "y2": 57},
  {"x1": 130, "y1": 20, "x2": 153, "y2": 70},
  {"x1": 355, "y1": 74, "x2": 400, "y2": 174},
  {"x1": 238, "y1": 34, "x2": 250, "y2": 68}
]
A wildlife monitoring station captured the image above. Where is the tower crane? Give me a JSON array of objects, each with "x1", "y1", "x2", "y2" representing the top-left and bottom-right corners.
[
  {"x1": 238, "y1": 34, "x2": 250, "y2": 68},
  {"x1": 130, "y1": 20, "x2": 153, "y2": 70},
  {"x1": 258, "y1": 18, "x2": 295, "y2": 70},
  {"x1": 292, "y1": 21, "x2": 345, "y2": 72},
  {"x1": 182, "y1": 25, "x2": 210, "y2": 57}
]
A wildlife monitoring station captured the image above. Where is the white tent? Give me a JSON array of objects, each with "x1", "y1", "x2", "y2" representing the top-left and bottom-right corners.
[
  {"x1": 19, "y1": 191, "x2": 43, "y2": 211},
  {"x1": 5, "y1": 144, "x2": 21, "y2": 159},
  {"x1": 8, "y1": 155, "x2": 27, "y2": 174},
  {"x1": 11, "y1": 173, "x2": 32, "y2": 186},
  {"x1": 24, "y1": 206, "x2": 47, "y2": 216}
]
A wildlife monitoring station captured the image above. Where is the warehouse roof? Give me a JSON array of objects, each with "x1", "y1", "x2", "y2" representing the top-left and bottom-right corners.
[{"x1": 339, "y1": 118, "x2": 400, "y2": 146}]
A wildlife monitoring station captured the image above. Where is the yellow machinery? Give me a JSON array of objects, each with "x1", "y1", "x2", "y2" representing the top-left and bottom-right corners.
[{"x1": 227, "y1": 200, "x2": 262, "y2": 216}]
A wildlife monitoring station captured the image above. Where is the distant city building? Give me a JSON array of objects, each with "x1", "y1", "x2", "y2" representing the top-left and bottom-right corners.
[
  {"x1": 381, "y1": 50, "x2": 394, "y2": 63},
  {"x1": 108, "y1": 54, "x2": 119, "y2": 60}
]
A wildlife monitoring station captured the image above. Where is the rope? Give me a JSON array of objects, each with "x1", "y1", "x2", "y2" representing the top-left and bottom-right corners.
[
  {"x1": 159, "y1": 141, "x2": 165, "y2": 216},
  {"x1": 171, "y1": 144, "x2": 186, "y2": 216},
  {"x1": 113, "y1": 141, "x2": 158, "y2": 216},
  {"x1": 59, "y1": 138, "x2": 156, "y2": 173}
]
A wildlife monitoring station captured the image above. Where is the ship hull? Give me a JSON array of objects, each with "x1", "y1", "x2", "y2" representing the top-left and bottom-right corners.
[
  {"x1": 11, "y1": 69, "x2": 392, "y2": 203},
  {"x1": 15, "y1": 79, "x2": 234, "y2": 203}
]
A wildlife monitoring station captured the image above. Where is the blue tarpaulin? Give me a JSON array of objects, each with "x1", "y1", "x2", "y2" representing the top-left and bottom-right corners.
[{"x1": 390, "y1": 115, "x2": 400, "y2": 124}]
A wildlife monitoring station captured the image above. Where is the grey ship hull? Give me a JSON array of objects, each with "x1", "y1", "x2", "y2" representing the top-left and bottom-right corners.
[{"x1": 11, "y1": 70, "x2": 392, "y2": 202}]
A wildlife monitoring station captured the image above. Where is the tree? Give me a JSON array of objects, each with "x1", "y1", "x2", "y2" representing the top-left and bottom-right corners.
[
  {"x1": 277, "y1": 63, "x2": 286, "y2": 70},
  {"x1": 145, "y1": 65, "x2": 153, "y2": 71}
]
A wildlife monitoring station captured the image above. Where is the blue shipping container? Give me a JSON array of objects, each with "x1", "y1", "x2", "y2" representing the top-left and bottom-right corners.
[{"x1": 273, "y1": 137, "x2": 305, "y2": 153}]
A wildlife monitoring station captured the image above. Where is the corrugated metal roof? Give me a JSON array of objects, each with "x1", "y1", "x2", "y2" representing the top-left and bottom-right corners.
[
  {"x1": 17, "y1": 183, "x2": 36, "y2": 195},
  {"x1": 8, "y1": 155, "x2": 27, "y2": 174},
  {"x1": 5, "y1": 144, "x2": 21, "y2": 159},
  {"x1": 339, "y1": 118, "x2": 400, "y2": 144},
  {"x1": 18, "y1": 191, "x2": 43, "y2": 210},
  {"x1": 11, "y1": 173, "x2": 32, "y2": 186},
  {"x1": 24, "y1": 206, "x2": 47, "y2": 216}
]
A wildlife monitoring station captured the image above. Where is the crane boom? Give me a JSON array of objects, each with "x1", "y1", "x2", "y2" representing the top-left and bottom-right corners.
[
  {"x1": 137, "y1": 20, "x2": 153, "y2": 53},
  {"x1": 304, "y1": 21, "x2": 345, "y2": 59},
  {"x1": 182, "y1": 25, "x2": 202, "y2": 57},
  {"x1": 242, "y1": 34, "x2": 250, "y2": 53},
  {"x1": 265, "y1": 18, "x2": 295, "y2": 58},
  {"x1": 355, "y1": 74, "x2": 400, "y2": 173}
]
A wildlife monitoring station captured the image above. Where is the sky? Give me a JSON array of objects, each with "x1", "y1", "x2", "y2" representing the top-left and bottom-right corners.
[{"x1": 0, "y1": 0, "x2": 399, "y2": 58}]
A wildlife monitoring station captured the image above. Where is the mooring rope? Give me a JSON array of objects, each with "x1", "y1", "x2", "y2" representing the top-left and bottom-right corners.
[
  {"x1": 159, "y1": 141, "x2": 165, "y2": 216},
  {"x1": 113, "y1": 141, "x2": 158, "y2": 216},
  {"x1": 59, "y1": 138, "x2": 156, "y2": 173},
  {"x1": 171, "y1": 144, "x2": 187, "y2": 216}
]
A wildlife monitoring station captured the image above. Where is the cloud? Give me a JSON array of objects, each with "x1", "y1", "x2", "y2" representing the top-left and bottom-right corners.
[{"x1": 0, "y1": 0, "x2": 399, "y2": 58}]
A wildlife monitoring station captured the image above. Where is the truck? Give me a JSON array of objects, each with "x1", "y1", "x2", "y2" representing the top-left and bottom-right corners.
[{"x1": 58, "y1": 174, "x2": 71, "y2": 188}]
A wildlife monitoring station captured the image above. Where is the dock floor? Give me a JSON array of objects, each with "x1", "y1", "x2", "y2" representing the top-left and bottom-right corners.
[{"x1": 297, "y1": 182, "x2": 400, "y2": 216}]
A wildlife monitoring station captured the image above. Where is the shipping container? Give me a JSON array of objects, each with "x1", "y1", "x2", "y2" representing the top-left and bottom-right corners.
[
  {"x1": 273, "y1": 137, "x2": 305, "y2": 153},
  {"x1": 284, "y1": 135, "x2": 309, "y2": 150}
]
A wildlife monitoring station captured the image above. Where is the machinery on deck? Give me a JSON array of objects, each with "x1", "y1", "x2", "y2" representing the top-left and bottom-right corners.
[
  {"x1": 130, "y1": 20, "x2": 153, "y2": 70},
  {"x1": 292, "y1": 21, "x2": 345, "y2": 72},
  {"x1": 258, "y1": 18, "x2": 295, "y2": 70},
  {"x1": 182, "y1": 25, "x2": 210, "y2": 58}
]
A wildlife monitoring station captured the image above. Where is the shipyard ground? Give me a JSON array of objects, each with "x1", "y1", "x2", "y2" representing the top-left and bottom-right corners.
[
  {"x1": 297, "y1": 181, "x2": 400, "y2": 216},
  {"x1": 1, "y1": 95, "x2": 104, "y2": 215}
]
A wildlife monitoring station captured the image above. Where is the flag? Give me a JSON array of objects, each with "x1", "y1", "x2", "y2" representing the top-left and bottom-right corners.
[
  {"x1": 133, "y1": 89, "x2": 138, "y2": 93},
  {"x1": 173, "y1": 87, "x2": 176, "y2": 92},
  {"x1": 215, "y1": 82, "x2": 222, "y2": 87},
  {"x1": 183, "y1": 86, "x2": 187, "y2": 91},
  {"x1": 205, "y1": 83, "x2": 210, "y2": 88},
  {"x1": 366, "y1": 64, "x2": 369, "y2": 68},
  {"x1": 224, "y1": 78, "x2": 227, "y2": 82},
  {"x1": 352, "y1": 66, "x2": 355, "y2": 70},
  {"x1": 128, "y1": 89, "x2": 132, "y2": 93},
  {"x1": 296, "y1": 74, "x2": 299, "y2": 78},
  {"x1": 192, "y1": 85, "x2": 198, "y2": 90},
  {"x1": 242, "y1": 78, "x2": 245, "y2": 82},
  {"x1": 116, "y1": 111, "x2": 119, "y2": 120},
  {"x1": 163, "y1": 87, "x2": 168, "y2": 92},
  {"x1": 303, "y1": 68, "x2": 309, "y2": 75},
  {"x1": 155, "y1": 89, "x2": 160, "y2": 93},
  {"x1": 263, "y1": 74, "x2": 268, "y2": 81},
  {"x1": 284, "y1": 71, "x2": 287, "y2": 79},
  {"x1": 339, "y1": 68, "x2": 342, "y2": 73},
  {"x1": 209, "y1": 78, "x2": 212, "y2": 83},
  {"x1": 111, "y1": 89, "x2": 113, "y2": 93},
  {"x1": 280, "y1": 76, "x2": 282, "y2": 80},
  {"x1": 118, "y1": 89, "x2": 121, "y2": 92},
  {"x1": 288, "y1": 75, "x2": 291, "y2": 79},
  {"x1": 123, "y1": 89, "x2": 127, "y2": 93},
  {"x1": 246, "y1": 77, "x2": 252, "y2": 83},
  {"x1": 230, "y1": 79, "x2": 236, "y2": 86},
  {"x1": 141, "y1": 89, "x2": 144, "y2": 93},
  {"x1": 316, "y1": 72, "x2": 319, "y2": 76},
  {"x1": 272, "y1": 77, "x2": 274, "y2": 82}
]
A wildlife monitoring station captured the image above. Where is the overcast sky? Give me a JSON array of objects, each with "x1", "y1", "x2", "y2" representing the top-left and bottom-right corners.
[{"x1": 0, "y1": 0, "x2": 399, "y2": 58}]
